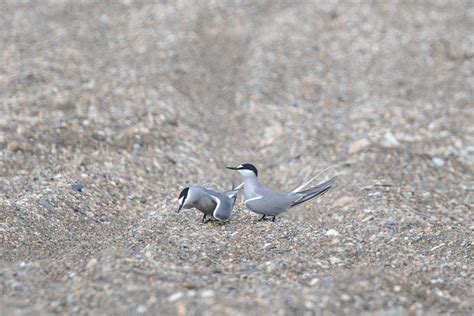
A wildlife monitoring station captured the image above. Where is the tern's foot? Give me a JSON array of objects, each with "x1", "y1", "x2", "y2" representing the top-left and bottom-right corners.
[
  {"x1": 202, "y1": 217, "x2": 222, "y2": 224},
  {"x1": 257, "y1": 214, "x2": 277, "y2": 222}
]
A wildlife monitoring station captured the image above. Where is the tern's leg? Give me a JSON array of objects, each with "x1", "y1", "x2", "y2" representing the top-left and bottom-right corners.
[
  {"x1": 272, "y1": 216, "x2": 276, "y2": 222},
  {"x1": 202, "y1": 214, "x2": 207, "y2": 223},
  {"x1": 258, "y1": 214, "x2": 267, "y2": 221}
]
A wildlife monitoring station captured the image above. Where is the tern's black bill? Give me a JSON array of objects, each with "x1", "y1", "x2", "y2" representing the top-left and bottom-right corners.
[{"x1": 226, "y1": 166, "x2": 239, "y2": 170}]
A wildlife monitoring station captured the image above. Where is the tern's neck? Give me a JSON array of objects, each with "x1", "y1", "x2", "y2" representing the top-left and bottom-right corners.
[{"x1": 242, "y1": 174, "x2": 261, "y2": 197}]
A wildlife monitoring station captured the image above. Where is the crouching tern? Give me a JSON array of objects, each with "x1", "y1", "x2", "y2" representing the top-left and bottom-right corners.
[
  {"x1": 177, "y1": 181, "x2": 239, "y2": 223},
  {"x1": 227, "y1": 163, "x2": 336, "y2": 222}
]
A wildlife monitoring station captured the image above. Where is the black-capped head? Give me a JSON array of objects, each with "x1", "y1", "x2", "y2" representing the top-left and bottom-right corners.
[
  {"x1": 226, "y1": 163, "x2": 258, "y2": 177},
  {"x1": 177, "y1": 187, "x2": 189, "y2": 212}
]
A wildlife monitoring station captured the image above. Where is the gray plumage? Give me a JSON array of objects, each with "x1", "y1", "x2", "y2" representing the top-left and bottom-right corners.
[
  {"x1": 177, "y1": 184, "x2": 239, "y2": 222},
  {"x1": 227, "y1": 163, "x2": 336, "y2": 221}
]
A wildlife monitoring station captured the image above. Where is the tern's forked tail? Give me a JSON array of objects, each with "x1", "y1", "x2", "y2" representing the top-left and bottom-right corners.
[{"x1": 290, "y1": 176, "x2": 337, "y2": 207}]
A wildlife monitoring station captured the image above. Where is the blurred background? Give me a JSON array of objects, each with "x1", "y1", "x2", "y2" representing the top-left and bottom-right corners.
[{"x1": 1, "y1": 0, "x2": 473, "y2": 314}]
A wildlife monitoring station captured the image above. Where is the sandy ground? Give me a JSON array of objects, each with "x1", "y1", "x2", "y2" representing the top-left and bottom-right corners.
[{"x1": 1, "y1": 0, "x2": 473, "y2": 315}]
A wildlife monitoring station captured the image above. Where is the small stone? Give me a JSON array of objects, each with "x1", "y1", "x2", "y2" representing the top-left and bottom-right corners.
[
  {"x1": 7, "y1": 141, "x2": 23, "y2": 152},
  {"x1": 329, "y1": 256, "x2": 342, "y2": 265},
  {"x1": 260, "y1": 125, "x2": 283, "y2": 147},
  {"x1": 326, "y1": 229, "x2": 340, "y2": 237},
  {"x1": 85, "y1": 258, "x2": 97, "y2": 270},
  {"x1": 305, "y1": 300, "x2": 315, "y2": 309},
  {"x1": 38, "y1": 200, "x2": 54, "y2": 211},
  {"x1": 393, "y1": 285, "x2": 401, "y2": 292},
  {"x1": 177, "y1": 303, "x2": 187, "y2": 316},
  {"x1": 348, "y1": 138, "x2": 370, "y2": 154},
  {"x1": 71, "y1": 183, "x2": 84, "y2": 193},
  {"x1": 200, "y1": 289, "x2": 214, "y2": 298},
  {"x1": 168, "y1": 292, "x2": 183, "y2": 302},
  {"x1": 432, "y1": 157, "x2": 445, "y2": 167},
  {"x1": 136, "y1": 304, "x2": 147, "y2": 314},
  {"x1": 316, "y1": 261, "x2": 329, "y2": 269},
  {"x1": 245, "y1": 267, "x2": 260, "y2": 276},
  {"x1": 383, "y1": 131, "x2": 400, "y2": 147},
  {"x1": 11, "y1": 282, "x2": 23, "y2": 291},
  {"x1": 430, "y1": 243, "x2": 445, "y2": 252},
  {"x1": 309, "y1": 278, "x2": 319, "y2": 286},
  {"x1": 431, "y1": 278, "x2": 443, "y2": 284},
  {"x1": 341, "y1": 293, "x2": 351, "y2": 302}
]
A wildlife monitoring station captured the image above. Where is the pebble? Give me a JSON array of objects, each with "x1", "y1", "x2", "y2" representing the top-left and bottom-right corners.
[
  {"x1": 38, "y1": 200, "x2": 54, "y2": 211},
  {"x1": 432, "y1": 157, "x2": 445, "y2": 167},
  {"x1": 244, "y1": 267, "x2": 260, "y2": 276},
  {"x1": 200, "y1": 289, "x2": 215, "y2": 298},
  {"x1": 383, "y1": 131, "x2": 400, "y2": 147},
  {"x1": 260, "y1": 125, "x2": 283, "y2": 147},
  {"x1": 168, "y1": 292, "x2": 183, "y2": 302},
  {"x1": 348, "y1": 138, "x2": 370, "y2": 154},
  {"x1": 177, "y1": 303, "x2": 187, "y2": 316},
  {"x1": 7, "y1": 141, "x2": 24, "y2": 152},
  {"x1": 71, "y1": 183, "x2": 85, "y2": 193},
  {"x1": 326, "y1": 229, "x2": 340, "y2": 237},
  {"x1": 309, "y1": 278, "x2": 319, "y2": 286},
  {"x1": 431, "y1": 278, "x2": 443, "y2": 284},
  {"x1": 11, "y1": 282, "x2": 23, "y2": 291},
  {"x1": 341, "y1": 293, "x2": 351, "y2": 302},
  {"x1": 329, "y1": 256, "x2": 342, "y2": 265},
  {"x1": 136, "y1": 304, "x2": 148, "y2": 314},
  {"x1": 85, "y1": 258, "x2": 98, "y2": 270},
  {"x1": 430, "y1": 243, "x2": 445, "y2": 252}
]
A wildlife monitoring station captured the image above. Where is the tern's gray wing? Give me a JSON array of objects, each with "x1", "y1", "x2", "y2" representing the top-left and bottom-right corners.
[
  {"x1": 208, "y1": 192, "x2": 234, "y2": 221},
  {"x1": 192, "y1": 193, "x2": 217, "y2": 216},
  {"x1": 244, "y1": 186, "x2": 293, "y2": 216}
]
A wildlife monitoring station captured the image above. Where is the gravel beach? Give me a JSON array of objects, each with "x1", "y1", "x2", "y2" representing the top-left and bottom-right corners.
[{"x1": 1, "y1": 1, "x2": 473, "y2": 315}]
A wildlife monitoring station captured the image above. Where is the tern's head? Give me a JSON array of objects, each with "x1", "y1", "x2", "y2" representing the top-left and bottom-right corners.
[
  {"x1": 177, "y1": 186, "x2": 203, "y2": 212},
  {"x1": 226, "y1": 163, "x2": 258, "y2": 177},
  {"x1": 177, "y1": 187, "x2": 190, "y2": 212}
]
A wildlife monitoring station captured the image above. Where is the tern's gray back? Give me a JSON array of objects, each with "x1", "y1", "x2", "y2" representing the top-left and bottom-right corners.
[{"x1": 191, "y1": 186, "x2": 234, "y2": 221}]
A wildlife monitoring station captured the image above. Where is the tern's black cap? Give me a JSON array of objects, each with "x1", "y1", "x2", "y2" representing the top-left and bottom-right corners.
[
  {"x1": 239, "y1": 163, "x2": 258, "y2": 176},
  {"x1": 227, "y1": 163, "x2": 258, "y2": 176}
]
